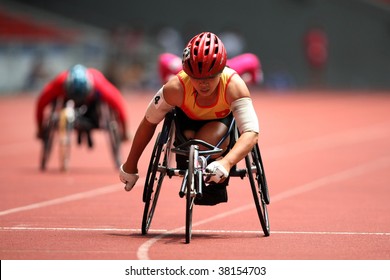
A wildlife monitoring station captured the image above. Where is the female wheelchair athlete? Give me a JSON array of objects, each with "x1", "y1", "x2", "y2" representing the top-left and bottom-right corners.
[
  {"x1": 39, "y1": 98, "x2": 122, "y2": 171},
  {"x1": 141, "y1": 109, "x2": 270, "y2": 243}
]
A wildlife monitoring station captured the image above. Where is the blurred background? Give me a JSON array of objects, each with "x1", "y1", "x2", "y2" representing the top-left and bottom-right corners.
[{"x1": 1, "y1": 0, "x2": 389, "y2": 94}]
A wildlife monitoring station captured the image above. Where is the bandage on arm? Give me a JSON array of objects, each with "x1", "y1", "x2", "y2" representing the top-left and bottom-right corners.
[
  {"x1": 145, "y1": 87, "x2": 175, "y2": 124},
  {"x1": 231, "y1": 97, "x2": 259, "y2": 134}
]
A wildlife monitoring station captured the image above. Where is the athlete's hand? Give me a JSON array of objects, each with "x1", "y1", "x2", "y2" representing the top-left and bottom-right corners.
[
  {"x1": 205, "y1": 161, "x2": 229, "y2": 183},
  {"x1": 119, "y1": 164, "x2": 139, "y2": 191}
]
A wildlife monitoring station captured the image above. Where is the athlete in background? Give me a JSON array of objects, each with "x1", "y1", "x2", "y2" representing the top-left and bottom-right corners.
[{"x1": 35, "y1": 64, "x2": 130, "y2": 146}]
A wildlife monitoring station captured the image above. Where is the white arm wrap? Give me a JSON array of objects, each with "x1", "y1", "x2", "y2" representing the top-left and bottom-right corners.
[
  {"x1": 231, "y1": 97, "x2": 259, "y2": 134},
  {"x1": 145, "y1": 87, "x2": 175, "y2": 124}
]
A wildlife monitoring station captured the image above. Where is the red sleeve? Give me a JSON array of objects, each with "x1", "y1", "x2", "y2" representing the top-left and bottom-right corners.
[
  {"x1": 89, "y1": 68, "x2": 128, "y2": 125},
  {"x1": 35, "y1": 71, "x2": 68, "y2": 127}
]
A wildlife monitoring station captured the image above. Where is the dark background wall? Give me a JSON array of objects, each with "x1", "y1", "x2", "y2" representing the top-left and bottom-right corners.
[{"x1": 6, "y1": 0, "x2": 390, "y2": 89}]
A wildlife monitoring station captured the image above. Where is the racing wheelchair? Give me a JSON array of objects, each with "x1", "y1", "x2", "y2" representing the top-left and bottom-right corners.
[
  {"x1": 141, "y1": 109, "x2": 270, "y2": 243},
  {"x1": 40, "y1": 98, "x2": 122, "y2": 171}
]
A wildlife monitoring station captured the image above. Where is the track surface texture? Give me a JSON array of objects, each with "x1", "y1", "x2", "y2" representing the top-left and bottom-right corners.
[{"x1": 1, "y1": 89, "x2": 390, "y2": 260}]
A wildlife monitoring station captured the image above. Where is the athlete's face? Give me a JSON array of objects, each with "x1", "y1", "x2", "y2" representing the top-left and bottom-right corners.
[{"x1": 189, "y1": 75, "x2": 221, "y2": 97}]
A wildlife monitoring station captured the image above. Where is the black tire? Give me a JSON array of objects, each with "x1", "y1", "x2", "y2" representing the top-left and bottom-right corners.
[
  {"x1": 185, "y1": 145, "x2": 196, "y2": 244},
  {"x1": 141, "y1": 133, "x2": 165, "y2": 235},
  {"x1": 106, "y1": 112, "x2": 121, "y2": 168},
  {"x1": 40, "y1": 117, "x2": 56, "y2": 171},
  {"x1": 245, "y1": 147, "x2": 270, "y2": 237},
  {"x1": 252, "y1": 144, "x2": 270, "y2": 205},
  {"x1": 142, "y1": 133, "x2": 161, "y2": 203},
  {"x1": 141, "y1": 114, "x2": 174, "y2": 235}
]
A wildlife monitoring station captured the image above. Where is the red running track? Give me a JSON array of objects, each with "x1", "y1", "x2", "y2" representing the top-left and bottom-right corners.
[{"x1": 1, "y1": 90, "x2": 390, "y2": 260}]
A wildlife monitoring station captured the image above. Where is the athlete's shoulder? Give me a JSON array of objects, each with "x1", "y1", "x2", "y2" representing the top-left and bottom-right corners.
[
  {"x1": 226, "y1": 72, "x2": 251, "y2": 103},
  {"x1": 222, "y1": 67, "x2": 237, "y2": 76},
  {"x1": 163, "y1": 76, "x2": 183, "y2": 107}
]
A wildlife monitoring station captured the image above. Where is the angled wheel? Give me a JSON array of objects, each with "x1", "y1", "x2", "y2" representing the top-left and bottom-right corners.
[
  {"x1": 141, "y1": 114, "x2": 174, "y2": 235},
  {"x1": 100, "y1": 103, "x2": 121, "y2": 169},
  {"x1": 106, "y1": 110, "x2": 121, "y2": 168},
  {"x1": 185, "y1": 145, "x2": 197, "y2": 244},
  {"x1": 40, "y1": 115, "x2": 57, "y2": 171},
  {"x1": 252, "y1": 144, "x2": 270, "y2": 205},
  {"x1": 245, "y1": 144, "x2": 270, "y2": 236},
  {"x1": 141, "y1": 132, "x2": 165, "y2": 235}
]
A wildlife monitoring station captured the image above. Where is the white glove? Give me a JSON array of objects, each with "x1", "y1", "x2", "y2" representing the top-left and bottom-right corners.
[
  {"x1": 205, "y1": 161, "x2": 229, "y2": 183},
  {"x1": 119, "y1": 164, "x2": 139, "y2": 192}
]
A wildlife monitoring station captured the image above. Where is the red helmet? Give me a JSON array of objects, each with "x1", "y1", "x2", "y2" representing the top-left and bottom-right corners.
[{"x1": 182, "y1": 32, "x2": 227, "y2": 79}]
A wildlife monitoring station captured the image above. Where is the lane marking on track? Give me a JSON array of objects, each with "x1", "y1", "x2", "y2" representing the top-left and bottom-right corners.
[
  {"x1": 136, "y1": 155, "x2": 390, "y2": 260},
  {"x1": 1, "y1": 226, "x2": 389, "y2": 236},
  {"x1": 0, "y1": 184, "x2": 122, "y2": 217}
]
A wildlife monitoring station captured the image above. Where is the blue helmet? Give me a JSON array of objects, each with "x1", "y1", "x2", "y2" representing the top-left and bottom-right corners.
[{"x1": 65, "y1": 64, "x2": 92, "y2": 103}]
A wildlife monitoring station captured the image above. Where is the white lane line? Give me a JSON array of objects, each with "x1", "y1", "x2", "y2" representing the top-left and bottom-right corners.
[
  {"x1": 1, "y1": 226, "x2": 389, "y2": 236},
  {"x1": 136, "y1": 155, "x2": 390, "y2": 260},
  {"x1": 0, "y1": 227, "x2": 157, "y2": 232},
  {"x1": 0, "y1": 183, "x2": 122, "y2": 217}
]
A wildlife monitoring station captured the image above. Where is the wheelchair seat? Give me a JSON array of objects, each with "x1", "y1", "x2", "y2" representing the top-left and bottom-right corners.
[{"x1": 172, "y1": 107, "x2": 236, "y2": 170}]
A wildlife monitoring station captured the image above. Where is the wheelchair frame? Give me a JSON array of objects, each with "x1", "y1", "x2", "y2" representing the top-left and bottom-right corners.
[
  {"x1": 141, "y1": 109, "x2": 270, "y2": 243},
  {"x1": 40, "y1": 99, "x2": 122, "y2": 171}
]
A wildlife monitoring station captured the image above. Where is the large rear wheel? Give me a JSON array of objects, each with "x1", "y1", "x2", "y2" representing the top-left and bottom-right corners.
[
  {"x1": 141, "y1": 114, "x2": 175, "y2": 235},
  {"x1": 252, "y1": 144, "x2": 270, "y2": 205},
  {"x1": 40, "y1": 117, "x2": 56, "y2": 171},
  {"x1": 245, "y1": 148, "x2": 270, "y2": 237},
  {"x1": 100, "y1": 103, "x2": 121, "y2": 169},
  {"x1": 141, "y1": 133, "x2": 165, "y2": 235},
  {"x1": 185, "y1": 145, "x2": 197, "y2": 244}
]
